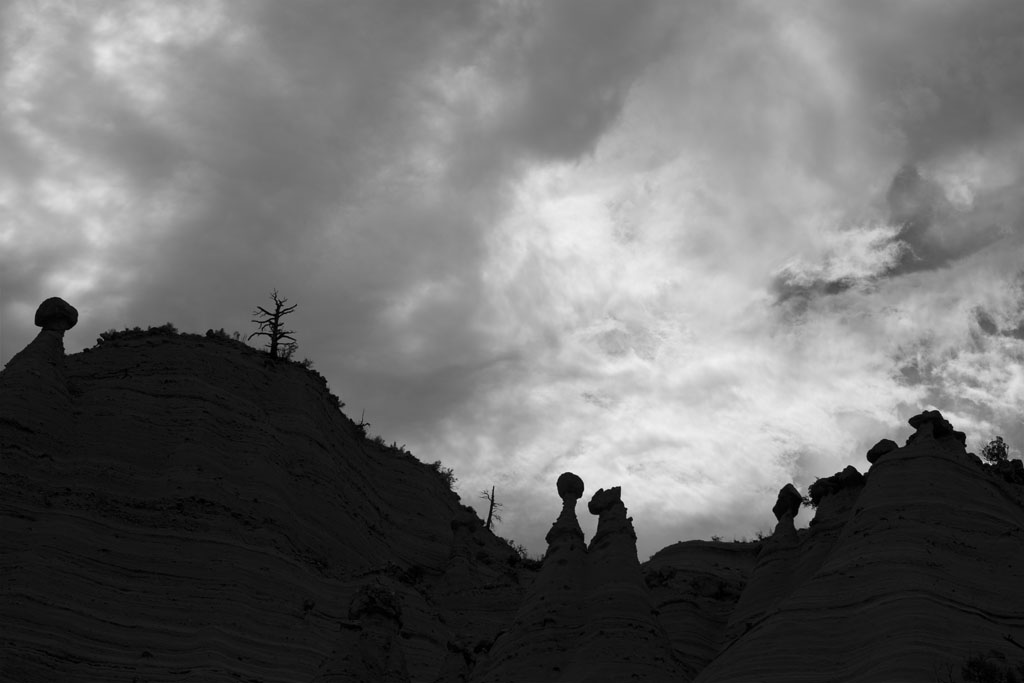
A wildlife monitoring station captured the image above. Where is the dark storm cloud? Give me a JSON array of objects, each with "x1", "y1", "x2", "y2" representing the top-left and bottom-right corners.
[
  {"x1": 489, "y1": 0, "x2": 676, "y2": 162},
  {"x1": 0, "y1": 0, "x2": 676, "y2": 442},
  {"x1": 770, "y1": 0, "x2": 1024, "y2": 305},
  {"x1": 884, "y1": 164, "x2": 1004, "y2": 275},
  {"x1": 8, "y1": 0, "x2": 1024, "y2": 559}
]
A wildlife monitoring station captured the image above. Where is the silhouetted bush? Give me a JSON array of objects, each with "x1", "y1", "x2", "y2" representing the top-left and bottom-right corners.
[
  {"x1": 503, "y1": 538, "x2": 543, "y2": 570},
  {"x1": 96, "y1": 323, "x2": 178, "y2": 345},
  {"x1": 389, "y1": 441, "x2": 412, "y2": 456},
  {"x1": 805, "y1": 466, "x2": 865, "y2": 508},
  {"x1": 429, "y1": 460, "x2": 457, "y2": 490},
  {"x1": 983, "y1": 437, "x2": 1009, "y2": 465}
]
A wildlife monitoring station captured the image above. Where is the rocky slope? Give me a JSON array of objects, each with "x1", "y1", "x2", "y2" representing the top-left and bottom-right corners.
[
  {"x1": 4, "y1": 298, "x2": 1024, "y2": 682},
  {"x1": 2, "y1": 302, "x2": 536, "y2": 683}
]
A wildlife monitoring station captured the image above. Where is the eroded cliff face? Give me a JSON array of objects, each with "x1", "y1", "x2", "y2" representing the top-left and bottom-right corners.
[
  {"x1": 5, "y1": 306, "x2": 1024, "y2": 683},
  {"x1": 689, "y1": 412, "x2": 1024, "y2": 683},
  {"x1": 2, "y1": 327, "x2": 537, "y2": 683},
  {"x1": 474, "y1": 483, "x2": 683, "y2": 683}
]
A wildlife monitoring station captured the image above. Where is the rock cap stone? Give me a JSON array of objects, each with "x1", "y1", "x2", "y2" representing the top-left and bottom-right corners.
[
  {"x1": 772, "y1": 483, "x2": 802, "y2": 521},
  {"x1": 867, "y1": 438, "x2": 899, "y2": 464},
  {"x1": 587, "y1": 486, "x2": 622, "y2": 515},
  {"x1": 907, "y1": 410, "x2": 966, "y2": 445},
  {"x1": 557, "y1": 472, "x2": 585, "y2": 503},
  {"x1": 34, "y1": 297, "x2": 78, "y2": 332}
]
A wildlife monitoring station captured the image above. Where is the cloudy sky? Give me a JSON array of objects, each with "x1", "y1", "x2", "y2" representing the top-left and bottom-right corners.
[{"x1": 3, "y1": 0, "x2": 1024, "y2": 559}]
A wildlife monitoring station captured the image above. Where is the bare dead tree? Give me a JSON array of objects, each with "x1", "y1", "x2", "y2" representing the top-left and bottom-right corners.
[
  {"x1": 249, "y1": 289, "x2": 298, "y2": 359},
  {"x1": 479, "y1": 486, "x2": 503, "y2": 530}
]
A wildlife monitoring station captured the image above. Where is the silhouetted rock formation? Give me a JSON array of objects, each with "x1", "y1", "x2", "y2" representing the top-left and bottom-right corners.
[
  {"x1": 475, "y1": 480, "x2": 683, "y2": 682},
  {"x1": 866, "y1": 437, "x2": 898, "y2": 464},
  {"x1": 771, "y1": 483, "x2": 802, "y2": 523},
  {"x1": 34, "y1": 296, "x2": 79, "y2": 332},
  {"x1": 906, "y1": 408, "x2": 966, "y2": 445},
  {"x1": 0, "y1": 297, "x2": 78, "y2": 454},
  {"x1": 472, "y1": 472, "x2": 588, "y2": 682},
  {"x1": 549, "y1": 471, "x2": 586, "y2": 543},
  {"x1": 566, "y1": 487, "x2": 683, "y2": 681},
  {"x1": 994, "y1": 458, "x2": 1024, "y2": 485},
  {"x1": 4, "y1": 305, "x2": 1024, "y2": 682},
  {"x1": 694, "y1": 412, "x2": 1024, "y2": 682},
  {"x1": 2, "y1": 308, "x2": 537, "y2": 683}
]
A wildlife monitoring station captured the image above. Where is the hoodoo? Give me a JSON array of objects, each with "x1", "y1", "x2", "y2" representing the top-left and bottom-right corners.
[
  {"x1": 472, "y1": 472, "x2": 589, "y2": 682},
  {"x1": 3, "y1": 299, "x2": 1023, "y2": 682},
  {"x1": 0, "y1": 297, "x2": 79, "y2": 452}
]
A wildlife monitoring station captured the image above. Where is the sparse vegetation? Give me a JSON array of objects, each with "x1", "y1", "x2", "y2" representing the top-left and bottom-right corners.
[
  {"x1": 804, "y1": 466, "x2": 865, "y2": 508},
  {"x1": 96, "y1": 322, "x2": 179, "y2": 345},
  {"x1": 983, "y1": 437, "x2": 1009, "y2": 465},
  {"x1": 356, "y1": 410, "x2": 371, "y2": 439},
  {"x1": 502, "y1": 538, "x2": 543, "y2": 570},
  {"x1": 248, "y1": 289, "x2": 298, "y2": 360},
  {"x1": 429, "y1": 460, "x2": 457, "y2": 490},
  {"x1": 480, "y1": 486, "x2": 503, "y2": 530}
]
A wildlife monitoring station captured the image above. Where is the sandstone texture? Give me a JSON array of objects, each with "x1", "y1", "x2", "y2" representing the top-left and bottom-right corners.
[
  {"x1": 4, "y1": 310, "x2": 1024, "y2": 682},
  {"x1": 2, "y1": 321, "x2": 535, "y2": 682},
  {"x1": 475, "y1": 479, "x2": 683, "y2": 682},
  {"x1": 692, "y1": 410, "x2": 1024, "y2": 682}
]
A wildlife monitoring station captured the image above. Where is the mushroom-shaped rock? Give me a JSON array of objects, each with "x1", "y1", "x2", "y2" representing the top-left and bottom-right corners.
[
  {"x1": 34, "y1": 297, "x2": 78, "y2": 333},
  {"x1": 0, "y1": 298, "x2": 76, "y2": 442},
  {"x1": 477, "y1": 473, "x2": 589, "y2": 681},
  {"x1": 564, "y1": 486, "x2": 683, "y2": 681},
  {"x1": 867, "y1": 438, "x2": 899, "y2": 464},
  {"x1": 772, "y1": 483, "x2": 803, "y2": 521},
  {"x1": 557, "y1": 471, "x2": 585, "y2": 503},
  {"x1": 546, "y1": 472, "x2": 586, "y2": 545}
]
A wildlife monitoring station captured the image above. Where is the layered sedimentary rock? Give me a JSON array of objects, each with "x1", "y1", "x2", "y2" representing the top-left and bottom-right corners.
[
  {"x1": 2, "y1": 302, "x2": 537, "y2": 683},
  {"x1": 693, "y1": 410, "x2": 1024, "y2": 682},
  {"x1": 0, "y1": 297, "x2": 78, "y2": 453},
  {"x1": 566, "y1": 487, "x2": 683, "y2": 681},
  {"x1": 475, "y1": 478, "x2": 683, "y2": 682},
  {"x1": 472, "y1": 472, "x2": 588, "y2": 682},
  {"x1": 5, "y1": 301, "x2": 1024, "y2": 682},
  {"x1": 643, "y1": 540, "x2": 758, "y2": 679}
]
